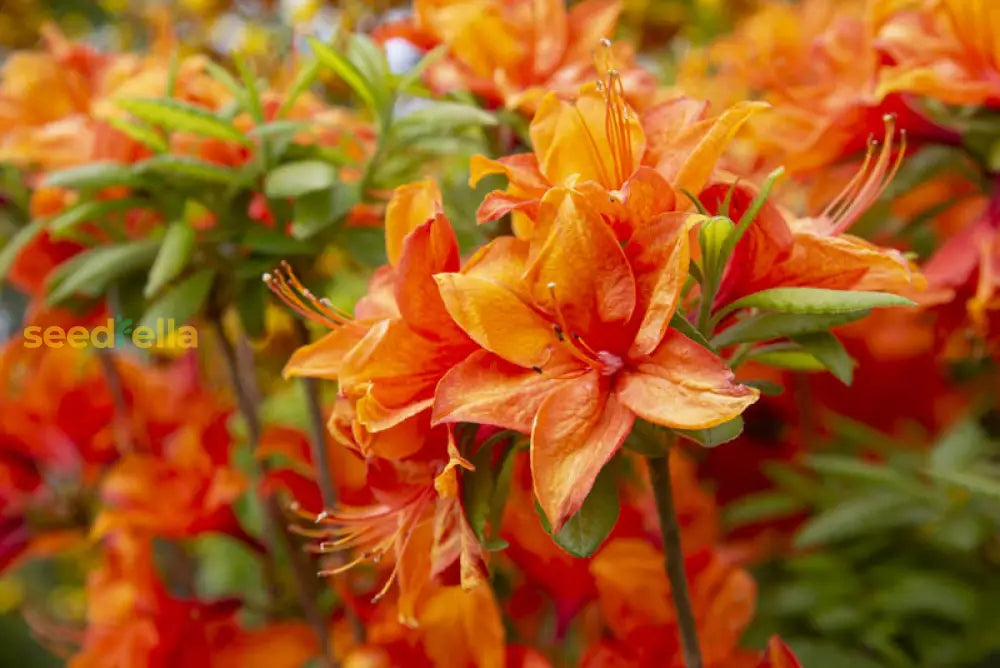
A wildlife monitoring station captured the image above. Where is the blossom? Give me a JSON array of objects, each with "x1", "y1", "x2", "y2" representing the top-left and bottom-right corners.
[
  {"x1": 379, "y1": 0, "x2": 654, "y2": 112},
  {"x1": 707, "y1": 115, "x2": 925, "y2": 309},
  {"x1": 874, "y1": 0, "x2": 1000, "y2": 107},
  {"x1": 274, "y1": 180, "x2": 475, "y2": 435},
  {"x1": 433, "y1": 190, "x2": 758, "y2": 529}
]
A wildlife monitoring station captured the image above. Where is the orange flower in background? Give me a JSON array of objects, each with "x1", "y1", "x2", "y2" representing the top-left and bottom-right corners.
[
  {"x1": 707, "y1": 116, "x2": 925, "y2": 308},
  {"x1": 434, "y1": 190, "x2": 758, "y2": 530},
  {"x1": 677, "y1": 0, "x2": 959, "y2": 174},
  {"x1": 874, "y1": 0, "x2": 1000, "y2": 107},
  {"x1": 584, "y1": 539, "x2": 757, "y2": 667},
  {"x1": 379, "y1": 0, "x2": 654, "y2": 112},
  {"x1": 275, "y1": 180, "x2": 475, "y2": 436}
]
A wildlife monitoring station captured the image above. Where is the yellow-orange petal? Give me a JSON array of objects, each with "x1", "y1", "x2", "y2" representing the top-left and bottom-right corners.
[
  {"x1": 531, "y1": 371, "x2": 634, "y2": 531},
  {"x1": 435, "y1": 273, "x2": 556, "y2": 368},
  {"x1": 385, "y1": 179, "x2": 442, "y2": 266},
  {"x1": 617, "y1": 330, "x2": 758, "y2": 429},
  {"x1": 282, "y1": 323, "x2": 370, "y2": 380}
]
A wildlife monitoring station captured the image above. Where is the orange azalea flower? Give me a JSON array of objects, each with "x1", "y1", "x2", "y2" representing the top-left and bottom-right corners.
[
  {"x1": 874, "y1": 0, "x2": 1000, "y2": 107},
  {"x1": 71, "y1": 533, "x2": 320, "y2": 668},
  {"x1": 433, "y1": 190, "x2": 758, "y2": 530},
  {"x1": 379, "y1": 0, "x2": 654, "y2": 112},
  {"x1": 584, "y1": 538, "x2": 757, "y2": 667},
  {"x1": 708, "y1": 116, "x2": 925, "y2": 308},
  {"x1": 290, "y1": 425, "x2": 486, "y2": 626},
  {"x1": 275, "y1": 180, "x2": 475, "y2": 435},
  {"x1": 677, "y1": 0, "x2": 959, "y2": 174},
  {"x1": 470, "y1": 62, "x2": 765, "y2": 239}
]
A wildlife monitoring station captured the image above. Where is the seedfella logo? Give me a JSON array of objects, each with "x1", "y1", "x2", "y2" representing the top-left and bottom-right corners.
[{"x1": 23, "y1": 316, "x2": 198, "y2": 349}]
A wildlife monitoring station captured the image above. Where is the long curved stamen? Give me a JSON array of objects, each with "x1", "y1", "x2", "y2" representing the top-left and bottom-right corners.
[
  {"x1": 263, "y1": 261, "x2": 354, "y2": 329},
  {"x1": 821, "y1": 114, "x2": 907, "y2": 235},
  {"x1": 595, "y1": 38, "x2": 635, "y2": 187}
]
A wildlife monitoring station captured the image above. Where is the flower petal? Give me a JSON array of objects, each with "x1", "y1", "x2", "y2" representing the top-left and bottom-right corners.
[
  {"x1": 432, "y1": 350, "x2": 575, "y2": 432},
  {"x1": 282, "y1": 323, "x2": 370, "y2": 380},
  {"x1": 531, "y1": 371, "x2": 634, "y2": 531},
  {"x1": 385, "y1": 179, "x2": 442, "y2": 266},
  {"x1": 435, "y1": 273, "x2": 556, "y2": 368},
  {"x1": 617, "y1": 330, "x2": 758, "y2": 429}
]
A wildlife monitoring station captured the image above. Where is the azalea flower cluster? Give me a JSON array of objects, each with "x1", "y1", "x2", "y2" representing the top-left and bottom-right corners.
[{"x1": 1, "y1": 0, "x2": 999, "y2": 666}]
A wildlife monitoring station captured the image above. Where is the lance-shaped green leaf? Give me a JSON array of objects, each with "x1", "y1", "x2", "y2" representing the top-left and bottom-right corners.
[
  {"x1": 107, "y1": 117, "x2": 168, "y2": 153},
  {"x1": 277, "y1": 60, "x2": 320, "y2": 119},
  {"x1": 136, "y1": 155, "x2": 243, "y2": 185},
  {"x1": 263, "y1": 160, "x2": 338, "y2": 199},
  {"x1": 750, "y1": 346, "x2": 827, "y2": 372},
  {"x1": 669, "y1": 312, "x2": 714, "y2": 350},
  {"x1": 393, "y1": 101, "x2": 497, "y2": 143},
  {"x1": 139, "y1": 268, "x2": 215, "y2": 331},
  {"x1": 44, "y1": 162, "x2": 140, "y2": 189},
  {"x1": 792, "y1": 331, "x2": 856, "y2": 385},
  {"x1": 674, "y1": 415, "x2": 744, "y2": 448},
  {"x1": 118, "y1": 98, "x2": 252, "y2": 145},
  {"x1": 310, "y1": 37, "x2": 382, "y2": 116},
  {"x1": 46, "y1": 238, "x2": 161, "y2": 305},
  {"x1": 712, "y1": 310, "x2": 869, "y2": 348},
  {"x1": 462, "y1": 431, "x2": 520, "y2": 549},
  {"x1": 718, "y1": 287, "x2": 914, "y2": 320},
  {"x1": 537, "y1": 462, "x2": 620, "y2": 558},
  {"x1": 290, "y1": 182, "x2": 359, "y2": 239},
  {"x1": 234, "y1": 56, "x2": 264, "y2": 123},
  {"x1": 145, "y1": 221, "x2": 196, "y2": 298}
]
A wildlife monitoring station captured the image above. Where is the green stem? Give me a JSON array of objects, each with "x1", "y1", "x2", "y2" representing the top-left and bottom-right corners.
[{"x1": 647, "y1": 451, "x2": 704, "y2": 668}]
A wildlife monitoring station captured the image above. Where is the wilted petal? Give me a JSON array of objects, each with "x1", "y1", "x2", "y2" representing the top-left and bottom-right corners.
[{"x1": 617, "y1": 330, "x2": 758, "y2": 429}]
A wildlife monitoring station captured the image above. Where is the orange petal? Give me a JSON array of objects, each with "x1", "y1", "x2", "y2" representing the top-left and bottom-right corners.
[
  {"x1": 616, "y1": 330, "x2": 758, "y2": 429},
  {"x1": 563, "y1": 0, "x2": 623, "y2": 64},
  {"x1": 757, "y1": 636, "x2": 803, "y2": 668},
  {"x1": 393, "y1": 214, "x2": 466, "y2": 341},
  {"x1": 282, "y1": 323, "x2": 370, "y2": 380},
  {"x1": 524, "y1": 190, "x2": 636, "y2": 336},
  {"x1": 419, "y1": 585, "x2": 505, "y2": 668},
  {"x1": 435, "y1": 273, "x2": 556, "y2": 368},
  {"x1": 432, "y1": 350, "x2": 575, "y2": 432},
  {"x1": 531, "y1": 371, "x2": 634, "y2": 531},
  {"x1": 625, "y1": 212, "x2": 693, "y2": 356},
  {"x1": 672, "y1": 101, "x2": 770, "y2": 202},
  {"x1": 385, "y1": 179, "x2": 442, "y2": 266}
]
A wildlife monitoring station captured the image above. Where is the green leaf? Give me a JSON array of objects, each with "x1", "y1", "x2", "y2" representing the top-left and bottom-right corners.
[
  {"x1": 394, "y1": 101, "x2": 497, "y2": 141},
  {"x1": 805, "y1": 454, "x2": 924, "y2": 493},
  {"x1": 118, "y1": 98, "x2": 251, "y2": 145},
  {"x1": 44, "y1": 162, "x2": 139, "y2": 189},
  {"x1": 462, "y1": 431, "x2": 519, "y2": 545},
  {"x1": 136, "y1": 155, "x2": 243, "y2": 184},
  {"x1": 264, "y1": 160, "x2": 338, "y2": 199},
  {"x1": 144, "y1": 221, "x2": 196, "y2": 297},
  {"x1": 669, "y1": 312, "x2": 714, "y2": 350},
  {"x1": 138, "y1": 269, "x2": 215, "y2": 330},
  {"x1": 247, "y1": 120, "x2": 310, "y2": 141},
  {"x1": 0, "y1": 219, "x2": 43, "y2": 281},
  {"x1": 674, "y1": 415, "x2": 744, "y2": 447},
  {"x1": 719, "y1": 287, "x2": 914, "y2": 320},
  {"x1": 290, "y1": 183, "x2": 359, "y2": 239},
  {"x1": 742, "y1": 378, "x2": 784, "y2": 395},
  {"x1": 712, "y1": 310, "x2": 869, "y2": 348},
  {"x1": 107, "y1": 117, "x2": 168, "y2": 152},
  {"x1": 929, "y1": 418, "x2": 990, "y2": 472},
  {"x1": 751, "y1": 347, "x2": 827, "y2": 372},
  {"x1": 720, "y1": 167, "x2": 783, "y2": 260},
  {"x1": 723, "y1": 491, "x2": 805, "y2": 529},
  {"x1": 203, "y1": 60, "x2": 244, "y2": 101},
  {"x1": 794, "y1": 492, "x2": 935, "y2": 548},
  {"x1": 792, "y1": 332, "x2": 856, "y2": 385},
  {"x1": 48, "y1": 198, "x2": 146, "y2": 238},
  {"x1": 234, "y1": 56, "x2": 264, "y2": 123},
  {"x1": 243, "y1": 231, "x2": 316, "y2": 256},
  {"x1": 277, "y1": 60, "x2": 320, "y2": 119},
  {"x1": 538, "y1": 463, "x2": 619, "y2": 558},
  {"x1": 310, "y1": 37, "x2": 380, "y2": 115},
  {"x1": 46, "y1": 238, "x2": 161, "y2": 305},
  {"x1": 926, "y1": 469, "x2": 1000, "y2": 500},
  {"x1": 191, "y1": 533, "x2": 269, "y2": 607}
]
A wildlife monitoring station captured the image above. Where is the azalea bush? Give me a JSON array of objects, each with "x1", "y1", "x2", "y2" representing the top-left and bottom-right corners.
[{"x1": 1, "y1": 1, "x2": 999, "y2": 667}]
